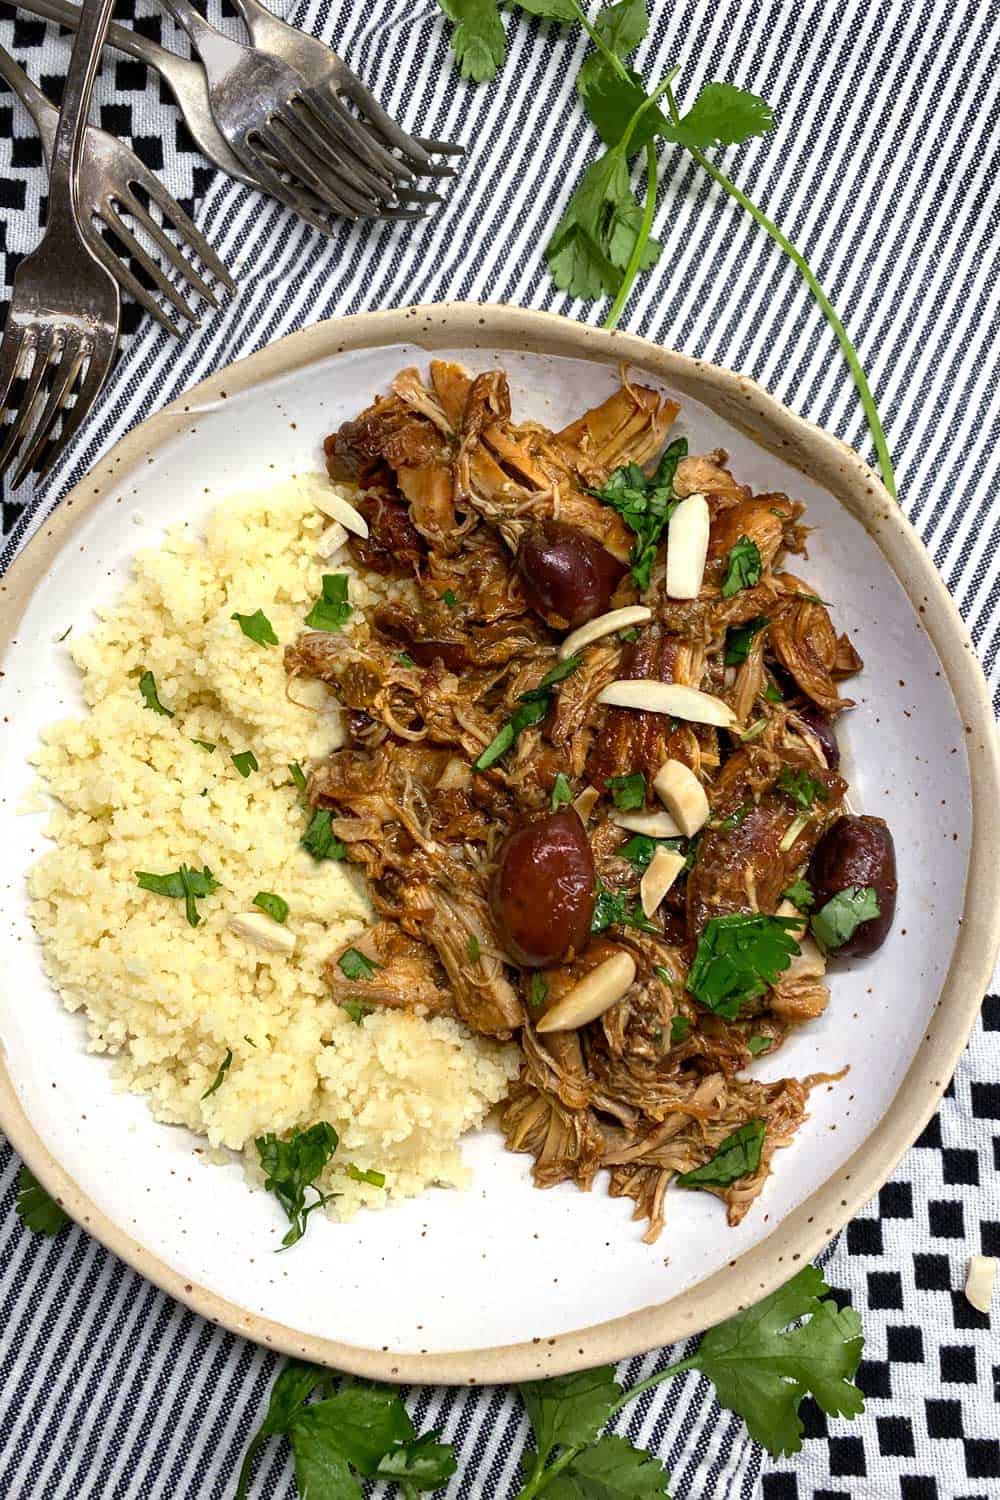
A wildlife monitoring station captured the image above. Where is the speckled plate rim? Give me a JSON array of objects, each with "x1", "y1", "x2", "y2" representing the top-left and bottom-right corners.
[{"x1": 1, "y1": 302, "x2": 998, "y2": 1386}]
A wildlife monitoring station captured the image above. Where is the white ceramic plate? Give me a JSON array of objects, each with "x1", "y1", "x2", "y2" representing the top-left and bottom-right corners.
[{"x1": 1, "y1": 306, "x2": 997, "y2": 1383}]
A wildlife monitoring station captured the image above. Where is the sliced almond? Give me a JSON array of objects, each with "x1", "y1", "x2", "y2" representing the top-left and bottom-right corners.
[
  {"x1": 597, "y1": 680, "x2": 737, "y2": 729},
  {"x1": 314, "y1": 484, "x2": 369, "y2": 538},
  {"x1": 782, "y1": 934, "x2": 826, "y2": 980},
  {"x1": 965, "y1": 1254, "x2": 996, "y2": 1313},
  {"x1": 652, "y1": 759, "x2": 710, "y2": 837},
  {"x1": 558, "y1": 606, "x2": 651, "y2": 661},
  {"x1": 640, "y1": 847, "x2": 686, "y2": 917},
  {"x1": 229, "y1": 912, "x2": 296, "y2": 954},
  {"x1": 774, "y1": 898, "x2": 809, "y2": 943},
  {"x1": 536, "y1": 951, "x2": 636, "y2": 1034},
  {"x1": 665, "y1": 492, "x2": 710, "y2": 599},
  {"x1": 317, "y1": 520, "x2": 349, "y2": 559},
  {"x1": 611, "y1": 808, "x2": 681, "y2": 837},
  {"x1": 572, "y1": 785, "x2": 600, "y2": 824}
]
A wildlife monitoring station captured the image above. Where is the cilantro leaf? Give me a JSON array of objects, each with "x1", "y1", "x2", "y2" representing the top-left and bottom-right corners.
[
  {"x1": 619, "y1": 833, "x2": 689, "y2": 874},
  {"x1": 253, "y1": 891, "x2": 289, "y2": 924},
  {"x1": 192, "y1": 738, "x2": 216, "y2": 753},
  {"x1": 305, "y1": 574, "x2": 353, "y2": 632},
  {"x1": 676, "y1": 1119, "x2": 765, "y2": 1188},
  {"x1": 255, "y1": 1122, "x2": 339, "y2": 1249},
  {"x1": 291, "y1": 1384, "x2": 413, "y2": 1477},
  {"x1": 592, "y1": 880, "x2": 658, "y2": 934},
  {"x1": 776, "y1": 766, "x2": 826, "y2": 810},
  {"x1": 781, "y1": 877, "x2": 814, "y2": 912},
  {"x1": 811, "y1": 886, "x2": 880, "y2": 951},
  {"x1": 664, "y1": 81, "x2": 774, "y2": 151},
  {"x1": 302, "y1": 807, "x2": 347, "y2": 862},
  {"x1": 747, "y1": 1035, "x2": 771, "y2": 1056},
  {"x1": 690, "y1": 1264, "x2": 865, "y2": 1456},
  {"x1": 338, "y1": 948, "x2": 380, "y2": 982},
  {"x1": 288, "y1": 761, "x2": 307, "y2": 792},
  {"x1": 347, "y1": 1163, "x2": 386, "y2": 1188},
  {"x1": 519, "y1": 1366, "x2": 622, "y2": 1460},
  {"x1": 687, "y1": 913, "x2": 801, "y2": 1018},
  {"x1": 725, "y1": 616, "x2": 769, "y2": 665},
  {"x1": 232, "y1": 608, "x2": 278, "y2": 646},
  {"x1": 670, "y1": 1014, "x2": 690, "y2": 1044},
  {"x1": 474, "y1": 695, "x2": 549, "y2": 771},
  {"x1": 437, "y1": 0, "x2": 506, "y2": 82},
  {"x1": 524, "y1": 653, "x2": 583, "y2": 697},
  {"x1": 341, "y1": 1000, "x2": 373, "y2": 1025},
  {"x1": 546, "y1": 143, "x2": 663, "y2": 302},
  {"x1": 231, "y1": 750, "x2": 259, "y2": 778},
  {"x1": 575, "y1": 0, "x2": 664, "y2": 150},
  {"x1": 135, "y1": 864, "x2": 219, "y2": 928},
  {"x1": 529, "y1": 972, "x2": 548, "y2": 1010},
  {"x1": 375, "y1": 1431, "x2": 458, "y2": 1490},
  {"x1": 467, "y1": 933, "x2": 481, "y2": 962},
  {"x1": 15, "y1": 1165, "x2": 69, "y2": 1236},
  {"x1": 201, "y1": 1048, "x2": 233, "y2": 1099},
  {"x1": 138, "y1": 669, "x2": 173, "y2": 717},
  {"x1": 721, "y1": 536, "x2": 762, "y2": 597},
  {"x1": 606, "y1": 771, "x2": 646, "y2": 810},
  {"x1": 591, "y1": 439, "x2": 687, "y2": 588},
  {"x1": 510, "y1": 0, "x2": 578, "y2": 18},
  {"x1": 551, "y1": 772, "x2": 574, "y2": 810},
  {"x1": 545, "y1": 1434, "x2": 672, "y2": 1497},
  {"x1": 442, "y1": 588, "x2": 459, "y2": 608}
]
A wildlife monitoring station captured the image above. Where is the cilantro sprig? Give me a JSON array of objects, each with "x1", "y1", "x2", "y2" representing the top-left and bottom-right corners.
[
  {"x1": 592, "y1": 879, "x2": 658, "y2": 934},
  {"x1": 135, "y1": 864, "x2": 220, "y2": 928},
  {"x1": 305, "y1": 574, "x2": 352, "y2": 632},
  {"x1": 590, "y1": 438, "x2": 686, "y2": 588},
  {"x1": 676, "y1": 1119, "x2": 766, "y2": 1188},
  {"x1": 475, "y1": 656, "x2": 582, "y2": 771},
  {"x1": 255, "y1": 1122, "x2": 339, "y2": 1249},
  {"x1": 687, "y1": 912, "x2": 801, "y2": 1018},
  {"x1": 232, "y1": 608, "x2": 278, "y2": 646},
  {"x1": 777, "y1": 766, "x2": 827, "y2": 810}
]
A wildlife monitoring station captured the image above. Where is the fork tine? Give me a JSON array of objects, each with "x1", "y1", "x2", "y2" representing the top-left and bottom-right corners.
[
  {"x1": 129, "y1": 168, "x2": 237, "y2": 296},
  {"x1": 31, "y1": 330, "x2": 116, "y2": 485},
  {"x1": 335, "y1": 75, "x2": 436, "y2": 173},
  {"x1": 0, "y1": 329, "x2": 53, "y2": 478},
  {"x1": 273, "y1": 109, "x2": 395, "y2": 212},
  {"x1": 111, "y1": 192, "x2": 219, "y2": 309},
  {"x1": 238, "y1": 140, "x2": 341, "y2": 236},
  {"x1": 300, "y1": 85, "x2": 414, "y2": 186},
  {"x1": 0, "y1": 322, "x2": 27, "y2": 423},
  {"x1": 257, "y1": 121, "x2": 365, "y2": 219},
  {"x1": 12, "y1": 332, "x2": 87, "y2": 483},
  {"x1": 416, "y1": 136, "x2": 466, "y2": 157},
  {"x1": 86, "y1": 225, "x2": 187, "y2": 337}
]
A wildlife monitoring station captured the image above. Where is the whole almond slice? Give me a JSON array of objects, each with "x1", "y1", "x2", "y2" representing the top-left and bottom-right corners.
[
  {"x1": 611, "y1": 808, "x2": 681, "y2": 837},
  {"x1": 965, "y1": 1254, "x2": 996, "y2": 1313},
  {"x1": 315, "y1": 484, "x2": 369, "y2": 538},
  {"x1": 318, "y1": 519, "x2": 350, "y2": 560},
  {"x1": 665, "y1": 492, "x2": 710, "y2": 599},
  {"x1": 558, "y1": 606, "x2": 651, "y2": 661},
  {"x1": 640, "y1": 847, "x2": 686, "y2": 917},
  {"x1": 597, "y1": 680, "x2": 737, "y2": 729},
  {"x1": 572, "y1": 785, "x2": 600, "y2": 824},
  {"x1": 536, "y1": 951, "x2": 636, "y2": 1034},
  {"x1": 653, "y1": 759, "x2": 710, "y2": 836},
  {"x1": 774, "y1": 898, "x2": 809, "y2": 943}
]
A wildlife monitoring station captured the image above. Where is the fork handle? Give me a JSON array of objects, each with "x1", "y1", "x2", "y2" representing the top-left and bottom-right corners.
[
  {"x1": 46, "y1": 0, "x2": 116, "y2": 215},
  {"x1": 155, "y1": 0, "x2": 242, "y2": 71}
]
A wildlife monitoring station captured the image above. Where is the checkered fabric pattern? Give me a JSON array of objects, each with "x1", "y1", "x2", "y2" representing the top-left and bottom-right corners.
[{"x1": 2, "y1": 0, "x2": 999, "y2": 1495}]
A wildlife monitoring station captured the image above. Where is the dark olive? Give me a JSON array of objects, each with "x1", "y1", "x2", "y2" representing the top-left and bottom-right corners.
[
  {"x1": 517, "y1": 520, "x2": 626, "y2": 630},
  {"x1": 796, "y1": 704, "x2": 840, "y2": 770},
  {"x1": 808, "y1": 814, "x2": 896, "y2": 957},
  {"x1": 490, "y1": 809, "x2": 596, "y2": 968}
]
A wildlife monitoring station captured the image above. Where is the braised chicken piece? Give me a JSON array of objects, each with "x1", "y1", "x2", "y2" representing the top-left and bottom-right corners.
[{"x1": 287, "y1": 362, "x2": 892, "y2": 1241}]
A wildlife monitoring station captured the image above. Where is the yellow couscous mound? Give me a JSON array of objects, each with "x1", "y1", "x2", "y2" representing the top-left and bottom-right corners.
[{"x1": 28, "y1": 477, "x2": 520, "y2": 1220}]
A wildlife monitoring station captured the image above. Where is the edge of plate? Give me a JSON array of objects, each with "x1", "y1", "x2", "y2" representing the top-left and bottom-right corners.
[{"x1": 1, "y1": 302, "x2": 998, "y2": 1386}]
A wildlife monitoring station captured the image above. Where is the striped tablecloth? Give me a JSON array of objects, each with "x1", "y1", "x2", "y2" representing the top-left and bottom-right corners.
[{"x1": 2, "y1": 1, "x2": 998, "y2": 1495}]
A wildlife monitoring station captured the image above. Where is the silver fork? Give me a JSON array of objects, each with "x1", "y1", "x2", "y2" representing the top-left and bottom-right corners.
[
  {"x1": 153, "y1": 0, "x2": 430, "y2": 229},
  {"x1": 0, "y1": 0, "x2": 120, "y2": 486},
  {"x1": 0, "y1": 44, "x2": 236, "y2": 337}
]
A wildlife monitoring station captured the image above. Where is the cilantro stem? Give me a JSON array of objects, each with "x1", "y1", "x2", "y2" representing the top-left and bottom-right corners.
[
  {"x1": 235, "y1": 1433, "x2": 266, "y2": 1500},
  {"x1": 603, "y1": 140, "x2": 659, "y2": 330},
  {"x1": 663, "y1": 85, "x2": 896, "y2": 497}
]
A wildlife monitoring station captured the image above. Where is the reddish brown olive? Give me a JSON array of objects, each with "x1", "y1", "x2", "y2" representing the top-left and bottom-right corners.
[
  {"x1": 516, "y1": 520, "x2": 626, "y2": 629},
  {"x1": 489, "y1": 809, "x2": 596, "y2": 968},
  {"x1": 808, "y1": 814, "x2": 897, "y2": 957},
  {"x1": 796, "y1": 704, "x2": 840, "y2": 770}
]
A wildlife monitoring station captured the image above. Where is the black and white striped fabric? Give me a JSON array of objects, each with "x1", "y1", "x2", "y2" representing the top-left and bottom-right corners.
[{"x1": 2, "y1": 0, "x2": 999, "y2": 1494}]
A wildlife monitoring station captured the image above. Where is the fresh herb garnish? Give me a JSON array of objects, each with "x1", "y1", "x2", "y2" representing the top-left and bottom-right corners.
[
  {"x1": 781, "y1": 877, "x2": 815, "y2": 912},
  {"x1": 138, "y1": 669, "x2": 173, "y2": 717},
  {"x1": 721, "y1": 537, "x2": 762, "y2": 597},
  {"x1": 201, "y1": 1048, "x2": 233, "y2": 1099},
  {"x1": 677, "y1": 1119, "x2": 766, "y2": 1188},
  {"x1": 340, "y1": 1000, "x2": 373, "y2": 1025},
  {"x1": 347, "y1": 1163, "x2": 386, "y2": 1188},
  {"x1": 474, "y1": 696, "x2": 549, "y2": 771},
  {"x1": 763, "y1": 682, "x2": 784, "y2": 704},
  {"x1": 441, "y1": 588, "x2": 458, "y2": 608},
  {"x1": 231, "y1": 750, "x2": 258, "y2": 778},
  {"x1": 591, "y1": 879, "x2": 658, "y2": 935},
  {"x1": 235, "y1": 1360, "x2": 457, "y2": 1500},
  {"x1": 725, "y1": 616, "x2": 769, "y2": 665},
  {"x1": 191, "y1": 738, "x2": 216, "y2": 753},
  {"x1": 135, "y1": 864, "x2": 220, "y2": 928},
  {"x1": 619, "y1": 627, "x2": 639, "y2": 643},
  {"x1": 301, "y1": 807, "x2": 346, "y2": 862},
  {"x1": 305, "y1": 574, "x2": 353, "y2": 632},
  {"x1": 338, "y1": 948, "x2": 380, "y2": 982},
  {"x1": 669, "y1": 1014, "x2": 690, "y2": 1044},
  {"x1": 467, "y1": 934, "x2": 481, "y2": 963},
  {"x1": 15, "y1": 1165, "x2": 69, "y2": 1237},
  {"x1": 254, "y1": 892, "x2": 289, "y2": 924},
  {"x1": 740, "y1": 717, "x2": 768, "y2": 743},
  {"x1": 518, "y1": 655, "x2": 584, "y2": 706},
  {"x1": 619, "y1": 833, "x2": 691, "y2": 874},
  {"x1": 776, "y1": 766, "x2": 826, "y2": 809},
  {"x1": 288, "y1": 761, "x2": 307, "y2": 792},
  {"x1": 747, "y1": 1035, "x2": 772, "y2": 1056},
  {"x1": 550, "y1": 772, "x2": 573, "y2": 810},
  {"x1": 396, "y1": 651, "x2": 416, "y2": 667},
  {"x1": 529, "y1": 972, "x2": 548, "y2": 1011},
  {"x1": 654, "y1": 965, "x2": 674, "y2": 987},
  {"x1": 591, "y1": 439, "x2": 686, "y2": 589},
  {"x1": 811, "y1": 886, "x2": 880, "y2": 951},
  {"x1": 606, "y1": 771, "x2": 646, "y2": 810},
  {"x1": 255, "y1": 1123, "x2": 339, "y2": 1249},
  {"x1": 713, "y1": 803, "x2": 750, "y2": 831},
  {"x1": 232, "y1": 608, "x2": 278, "y2": 646},
  {"x1": 687, "y1": 912, "x2": 801, "y2": 1019}
]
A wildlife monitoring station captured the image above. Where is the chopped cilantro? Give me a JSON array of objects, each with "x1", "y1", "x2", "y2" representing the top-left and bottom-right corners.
[
  {"x1": 474, "y1": 696, "x2": 549, "y2": 771},
  {"x1": 529, "y1": 972, "x2": 548, "y2": 1010},
  {"x1": 396, "y1": 651, "x2": 416, "y2": 667},
  {"x1": 763, "y1": 682, "x2": 784, "y2": 703},
  {"x1": 231, "y1": 608, "x2": 278, "y2": 646},
  {"x1": 781, "y1": 877, "x2": 815, "y2": 912},
  {"x1": 288, "y1": 761, "x2": 307, "y2": 792},
  {"x1": 138, "y1": 670, "x2": 173, "y2": 717},
  {"x1": 747, "y1": 1035, "x2": 772, "y2": 1056},
  {"x1": 607, "y1": 771, "x2": 646, "y2": 810},
  {"x1": 551, "y1": 771, "x2": 574, "y2": 810},
  {"x1": 687, "y1": 912, "x2": 802, "y2": 1018},
  {"x1": 340, "y1": 1000, "x2": 373, "y2": 1025},
  {"x1": 776, "y1": 766, "x2": 826, "y2": 809},
  {"x1": 811, "y1": 886, "x2": 880, "y2": 951},
  {"x1": 591, "y1": 438, "x2": 687, "y2": 589},
  {"x1": 201, "y1": 1048, "x2": 233, "y2": 1099},
  {"x1": 442, "y1": 588, "x2": 458, "y2": 608},
  {"x1": 670, "y1": 1014, "x2": 690, "y2": 1044},
  {"x1": 619, "y1": 627, "x2": 640, "y2": 643},
  {"x1": 519, "y1": 654, "x2": 583, "y2": 704},
  {"x1": 253, "y1": 892, "x2": 289, "y2": 924},
  {"x1": 231, "y1": 750, "x2": 258, "y2": 778},
  {"x1": 301, "y1": 807, "x2": 346, "y2": 862},
  {"x1": 725, "y1": 616, "x2": 769, "y2": 665},
  {"x1": 338, "y1": 948, "x2": 380, "y2": 982},
  {"x1": 255, "y1": 1122, "x2": 338, "y2": 1248},
  {"x1": 191, "y1": 738, "x2": 216, "y2": 753},
  {"x1": 347, "y1": 1163, "x2": 386, "y2": 1188},
  {"x1": 677, "y1": 1119, "x2": 766, "y2": 1187},
  {"x1": 135, "y1": 864, "x2": 219, "y2": 928},
  {"x1": 591, "y1": 880, "x2": 658, "y2": 934},
  {"x1": 15, "y1": 1166, "x2": 69, "y2": 1236},
  {"x1": 721, "y1": 536, "x2": 762, "y2": 597},
  {"x1": 620, "y1": 833, "x2": 690, "y2": 874},
  {"x1": 713, "y1": 803, "x2": 751, "y2": 831},
  {"x1": 305, "y1": 574, "x2": 352, "y2": 632}
]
